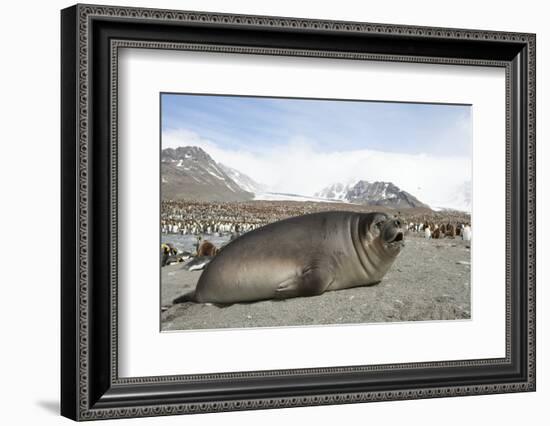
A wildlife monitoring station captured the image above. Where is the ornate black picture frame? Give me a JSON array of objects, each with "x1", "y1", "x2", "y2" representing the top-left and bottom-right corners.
[{"x1": 61, "y1": 4, "x2": 536, "y2": 421}]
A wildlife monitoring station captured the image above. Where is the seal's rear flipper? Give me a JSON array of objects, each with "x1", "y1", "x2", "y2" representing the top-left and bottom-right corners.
[{"x1": 173, "y1": 290, "x2": 196, "y2": 304}]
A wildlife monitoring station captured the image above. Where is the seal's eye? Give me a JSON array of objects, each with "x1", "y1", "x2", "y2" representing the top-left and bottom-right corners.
[{"x1": 368, "y1": 214, "x2": 388, "y2": 235}]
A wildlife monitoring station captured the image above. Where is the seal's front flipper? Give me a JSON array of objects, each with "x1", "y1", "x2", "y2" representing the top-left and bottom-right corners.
[
  {"x1": 275, "y1": 277, "x2": 301, "y2": 299},
  {"x1": 300, "y1": 266, "x2": 334, "y2": 297},
  {"x1": 275, "y1": 267, "x2": 333, "y2": 299}
]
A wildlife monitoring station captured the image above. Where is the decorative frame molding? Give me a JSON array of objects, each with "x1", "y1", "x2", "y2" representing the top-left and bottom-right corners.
[{"x1": 61, "y1": 4, "x2": 535, "y2": 421}]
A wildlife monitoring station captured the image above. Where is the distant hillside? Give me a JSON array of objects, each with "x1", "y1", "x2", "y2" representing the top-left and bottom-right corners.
[{"x1": 161, "y1": 146, "x2": 253, "y2": 202}]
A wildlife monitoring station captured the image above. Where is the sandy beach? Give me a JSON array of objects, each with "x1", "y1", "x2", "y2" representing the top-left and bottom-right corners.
[{"x1": 160, "y1": 233, "x2": 471, "y2": 331}]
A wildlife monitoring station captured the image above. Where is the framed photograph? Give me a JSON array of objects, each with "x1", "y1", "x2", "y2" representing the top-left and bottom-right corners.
[{"x1": 61, "y1": 4, "x2": 536, "y2": 421}]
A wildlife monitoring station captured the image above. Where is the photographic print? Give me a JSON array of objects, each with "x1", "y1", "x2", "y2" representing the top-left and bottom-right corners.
[{"x1": 160, "y1": 93, "x2": 472, "y2": 331}]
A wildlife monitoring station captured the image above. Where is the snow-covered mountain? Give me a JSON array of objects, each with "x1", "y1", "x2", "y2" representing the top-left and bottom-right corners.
[
  {"x1": 314, "y1": 182, "x2": 353, "y2": 202},
  {"x1": 161, "y1": 146, "x2": 458, "y2": 211},
  {"x1": 219, "y1": 163, "x2": 267, "y2": 194},
  {"x1": 315, "y1": 180, "x2": 429, "y2": 209},
  {"x1": 161, "y1": 146, "x2": 253, "y2": 202}
]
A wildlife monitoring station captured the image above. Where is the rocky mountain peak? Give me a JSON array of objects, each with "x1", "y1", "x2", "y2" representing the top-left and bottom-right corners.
[
  {"x1": 161, "y1": 146, "x2": 253, "y2": 202},
  {"x1": 316, "y1": 180, "x2": 428, "y2": 209}
]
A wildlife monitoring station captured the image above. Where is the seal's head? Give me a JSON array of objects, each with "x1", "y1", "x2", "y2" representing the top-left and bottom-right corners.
[{"x1": 366, "y1": 213, "x2": 405, "y2": 256}]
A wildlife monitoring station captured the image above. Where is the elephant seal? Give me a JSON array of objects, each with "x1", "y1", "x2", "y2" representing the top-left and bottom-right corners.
[
  {"x1": 173, "y1": 211, "x2": 404, "y2": 304},
  {"x1": 197, "y1": 240, "x2": 219, "y2": 257}
]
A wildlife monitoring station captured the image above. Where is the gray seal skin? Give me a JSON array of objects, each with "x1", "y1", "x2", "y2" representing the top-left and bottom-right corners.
[{"x1": 173, "y1": 211, "x2": 404, "y2": 304}]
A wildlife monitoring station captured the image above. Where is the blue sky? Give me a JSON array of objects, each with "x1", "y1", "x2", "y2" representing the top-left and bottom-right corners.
[{"x1": 161, "y1": 93, "x2": 471, "y2": 157}]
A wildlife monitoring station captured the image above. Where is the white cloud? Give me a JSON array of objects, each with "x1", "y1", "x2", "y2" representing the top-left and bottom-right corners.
[{"x1": 162, "y1": 128, "x2": 471, "y2": 211}]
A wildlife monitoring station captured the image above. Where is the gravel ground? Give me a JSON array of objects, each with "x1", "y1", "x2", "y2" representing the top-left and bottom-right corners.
[{"x1": 161, "y1": 233, "x2": 471, "y2": 331}]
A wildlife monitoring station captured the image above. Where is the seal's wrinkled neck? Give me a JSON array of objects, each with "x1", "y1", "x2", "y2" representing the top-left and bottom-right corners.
[
  {"x1": 351, "y1": 213, "x2": 395, "y2": 280},
  {"x1": 350, "y1": 215, "x2": 368, "y2": 277}
]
